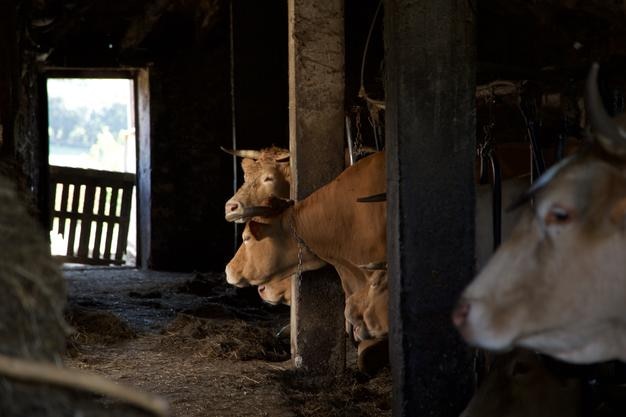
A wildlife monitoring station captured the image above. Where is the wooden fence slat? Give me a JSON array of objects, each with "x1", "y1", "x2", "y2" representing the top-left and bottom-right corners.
[
  {"x1": 93, "y1": 186, "x2": 107, "y2": 260},
  {"x1": 103, "y1": 187, "x2": 120, "y2": 260},
  {"x1": 115, "y1": 185, "x2": 134, "y2": 262},
  {"x1": 49, "y1": 182, "x2": 58, "y2": 228},
  {"x1": 77, "y1": 184, "x2": 96, "y2": 258},
  {"x1": 65, "y1": 184, "x2": 81, "y2": 257},
  {"x1": 58, "y1": 184, "x2": 70, "y2": 237}
]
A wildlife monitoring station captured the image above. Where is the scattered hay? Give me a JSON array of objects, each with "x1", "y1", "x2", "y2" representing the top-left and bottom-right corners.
[
  {"x1": 274, "y1": 368, "x2": 392, "y2": 417},
  {"x1": 176, "y1": 273, "x2": 222, "y2": 296},
  {"x1": 157, "y1": 314, "x2": 289, "y2": 362},
  {"x1": 65, "y1": 307, "x2": 136, "y2": 347}
]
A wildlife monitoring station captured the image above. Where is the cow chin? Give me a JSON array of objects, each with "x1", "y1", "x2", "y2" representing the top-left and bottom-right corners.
[{"x1": 517, "y1": 320, "x2": 626, "y2": 364}]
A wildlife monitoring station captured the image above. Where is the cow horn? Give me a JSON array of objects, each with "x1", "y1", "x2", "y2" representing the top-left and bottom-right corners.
[
  {"x1": 357, "y1": 193, "x2": 386, "y2": 203},
  {"x1": 220, "y1": 146, "x2": 262, "y2": 160},
  {"x1": 274, "y1": 152, "x2": 290, "y2": 162},
  {"x1": 585, "y1": 63, "x2": 626, "y2": 159}
]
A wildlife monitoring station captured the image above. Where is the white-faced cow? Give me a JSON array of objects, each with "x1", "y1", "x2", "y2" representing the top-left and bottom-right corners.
[
  {"x1": 222, "y1": 147, "x2": 290, "y2": 223},
  {"x1": 453, "y1": 64, "x2": 626, "y2": 364}
]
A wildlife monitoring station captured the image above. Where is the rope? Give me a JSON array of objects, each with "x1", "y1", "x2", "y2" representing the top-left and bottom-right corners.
[{"x1": 358, "y1": 0, "x2": 384, "y2": 110}]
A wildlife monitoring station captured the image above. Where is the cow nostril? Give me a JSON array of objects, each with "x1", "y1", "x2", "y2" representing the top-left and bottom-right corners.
[
  {"x1": 226, "y1": 202, "x2": 239, "y2": 212},
  {"x1": 452, "y1": 300, "x2": 471, "y2": 328},
  {"x1": 258, "y1": 285, "x2": 266, "y2": 293}
]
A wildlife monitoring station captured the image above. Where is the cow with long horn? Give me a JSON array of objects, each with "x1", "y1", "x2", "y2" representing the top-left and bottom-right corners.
[
  {"x1": 453, "y1": 63, "x2": 626, "y2": 364},
  {"x1": 221, "y1": 146, "x2": 291, "y2": 222}
]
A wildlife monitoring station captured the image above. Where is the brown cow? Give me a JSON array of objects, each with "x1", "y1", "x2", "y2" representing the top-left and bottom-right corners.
[
  {"x1": 460, "y1": 349, "x2": 582, "y2": 417},
  {"x1": 222, "y1": 147, "x2": 290, "y2": 222},
  {"x1": 345, "y1": 270, "x2": 388, "y2": 341},
  {"x1": 343, "y1": 176, "x2": 527, "y2": 342},
  {"x1": 453, "y1": 64, "x2": 626, "y2": 364},
  {"x1": 225, "y1": 152, "x2": 386, "y2": 300},
  {"x1": 258, "y1": 277, "x2": 292, "y2": 305}
]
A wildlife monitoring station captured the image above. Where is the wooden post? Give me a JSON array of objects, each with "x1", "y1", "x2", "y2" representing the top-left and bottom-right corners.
[
  {"x1": 288, "y1": 0, "x2": 346, "y2": 373},
  {"x1": 385, "y1": 0, "x2": 476, "y2": 415},
  {"x1": 0, "y1": 0, "x2": 17, "y2": 156},
  {"x1": 135, "y1": 69, "x2": 151, "y2": 269}
]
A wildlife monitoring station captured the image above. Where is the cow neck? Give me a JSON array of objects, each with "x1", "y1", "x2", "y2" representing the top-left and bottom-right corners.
[
  {"x1": 287, "y1": 202, "x2": 370, "y2": 295},
  {"x1": 290, "y1": 192, "x2": 332, "y2": 256},
  {"x1": 286, "y1": 206, "x2": 312, "y2": 280}
]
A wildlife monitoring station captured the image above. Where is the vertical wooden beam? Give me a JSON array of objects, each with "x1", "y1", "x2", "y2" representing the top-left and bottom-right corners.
[
  {"x1": 135, "y1": 69, "x2": 151, "y2": 269},
  {"x1": 288, "y1": 0, "x2": 346, "y2": 373},
  {"x1": 385, "y1": 0, "x2": 476, "y2": 416},
  {"x1": 0, "y1": 0, "x2": 17, "y2": 156}
]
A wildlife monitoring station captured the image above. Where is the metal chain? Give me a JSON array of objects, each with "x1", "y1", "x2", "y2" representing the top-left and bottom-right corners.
[{"x1": 289, "y1": 211, "x2": 304, "y2": 279}]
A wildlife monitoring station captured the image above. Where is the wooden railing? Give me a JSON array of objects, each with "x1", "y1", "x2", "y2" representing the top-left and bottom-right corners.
[{"x1": 49, "y1": 165, "x2": 135, "y2": 265}]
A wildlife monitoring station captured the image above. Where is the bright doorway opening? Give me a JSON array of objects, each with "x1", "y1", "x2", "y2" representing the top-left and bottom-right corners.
[{"x1": 47, "y1": 78, "x2": 137, "y2": 266}]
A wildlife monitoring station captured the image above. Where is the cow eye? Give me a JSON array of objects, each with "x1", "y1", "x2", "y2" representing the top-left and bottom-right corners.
[
  {"x1": 263, "y1": 176, "x2": 274, "y2": 182},
  {"x1": 243, "y1": 235, "x2": 251, "y2": 242},
  {"x1": 545, "y1": 205, "x2": 573, "y2": 225}
]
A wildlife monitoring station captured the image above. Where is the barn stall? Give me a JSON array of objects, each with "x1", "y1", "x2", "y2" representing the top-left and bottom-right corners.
[{"x1": 1, "y1": 0, "x2": 626, "y2": 416}]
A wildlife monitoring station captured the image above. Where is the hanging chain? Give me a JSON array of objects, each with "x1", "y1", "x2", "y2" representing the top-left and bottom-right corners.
[
  {"x1": 477, "y1": 89, "x2": 497, "y2": 186},
  {"x1": 289, "y1": 211, "x2": 304, "y2": 280}
]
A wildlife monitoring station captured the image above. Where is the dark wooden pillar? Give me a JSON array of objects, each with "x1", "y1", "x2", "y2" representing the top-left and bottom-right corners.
[
  {"x1": 0, "y1": 0, "x2": 17, "y2": 156},
  {"x1": 136, "y1": 69, "x2": 151, "y2": 269},
  {"x1": 288, "y1": 0, "x2": 346, "y2": 373},
  {"x1": 385, "y1": 0, "x2": 476, "y2": 416}
]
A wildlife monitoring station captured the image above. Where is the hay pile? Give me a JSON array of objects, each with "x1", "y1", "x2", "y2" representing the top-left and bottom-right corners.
[
  {"x1": 0, "y1": 172, "x2": 160, "y2": 417},
  {"x1": 0, "y1": 173, "x2": 67, "y2": 361},
  {"x1": 158, "y1": 313, "x2": 290, "y2": 362},
  {"x1": 66, "y1": 307, "x2": 136, "y2": 348},
  {"x1": 274, "y1": 368, "x2": 392, "y2": 417}
]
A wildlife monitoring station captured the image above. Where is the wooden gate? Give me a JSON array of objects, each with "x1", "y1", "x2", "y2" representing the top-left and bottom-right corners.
[{"x1": 49, "y1": 165, "x2": 135, "y2": 265}]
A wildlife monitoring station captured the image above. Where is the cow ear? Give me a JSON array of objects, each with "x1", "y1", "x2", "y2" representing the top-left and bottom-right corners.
[
  {"x1": 248, "y1": 221, "x2": 266, "y2": 241},
  {"x1": 609, "y1": 197, "x2": 626, "y2": 227}
]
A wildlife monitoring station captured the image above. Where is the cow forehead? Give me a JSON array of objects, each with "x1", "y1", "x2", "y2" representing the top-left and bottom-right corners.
[{"x1": 535, "y1": 158, "x2": 626, "y2": 214}]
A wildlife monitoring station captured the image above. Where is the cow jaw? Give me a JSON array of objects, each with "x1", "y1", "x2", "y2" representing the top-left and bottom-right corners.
[
  {"x1": 517, "y1": 320, "x2": 626, "y2": 364},
  {"x1": 225, "y1": 217, "x2": 327, "y2": 287}
]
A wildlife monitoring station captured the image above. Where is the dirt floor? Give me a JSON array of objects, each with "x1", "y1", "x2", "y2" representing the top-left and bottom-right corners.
[{"x1": 62, "y1": 267, "x2": 392, "y2": 417}]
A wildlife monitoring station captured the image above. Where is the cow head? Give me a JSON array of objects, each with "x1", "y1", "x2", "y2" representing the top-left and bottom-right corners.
[
  {"x1": 345, "y1": 269, "x2": 388, "y2": 341},
  {"x1": 222, "y1": 147, "x2": 291, "y2": 223},
  {"x1": 225, "y1": 215, "x2": 327, "y2": 287},
  {"x1": 258, "y1": 277, "x2": 292, "y2": 305},
  {"x1": 453, "y1": 64, "x2": 626, "y2": 363}
]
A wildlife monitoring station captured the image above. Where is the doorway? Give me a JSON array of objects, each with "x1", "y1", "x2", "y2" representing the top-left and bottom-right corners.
[{"x1": 46, "y1": 75, "x2": 138, "y2": 267}]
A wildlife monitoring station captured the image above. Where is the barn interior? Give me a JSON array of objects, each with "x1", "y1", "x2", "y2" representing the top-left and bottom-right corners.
[{"x1": 2, "y1": 0, "x2": 626, "y2": 416}]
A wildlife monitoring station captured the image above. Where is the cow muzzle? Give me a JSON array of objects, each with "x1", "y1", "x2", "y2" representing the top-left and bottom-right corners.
[
  {"x1": 225, "y1": 264, "x2": 249, "y2": 287},
  {"x1": 224, "y1": 200, "x2": 294, "y2": 223},
  {"x1": 225, "y1": 198, "x2": 246, "y2": 223}
]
